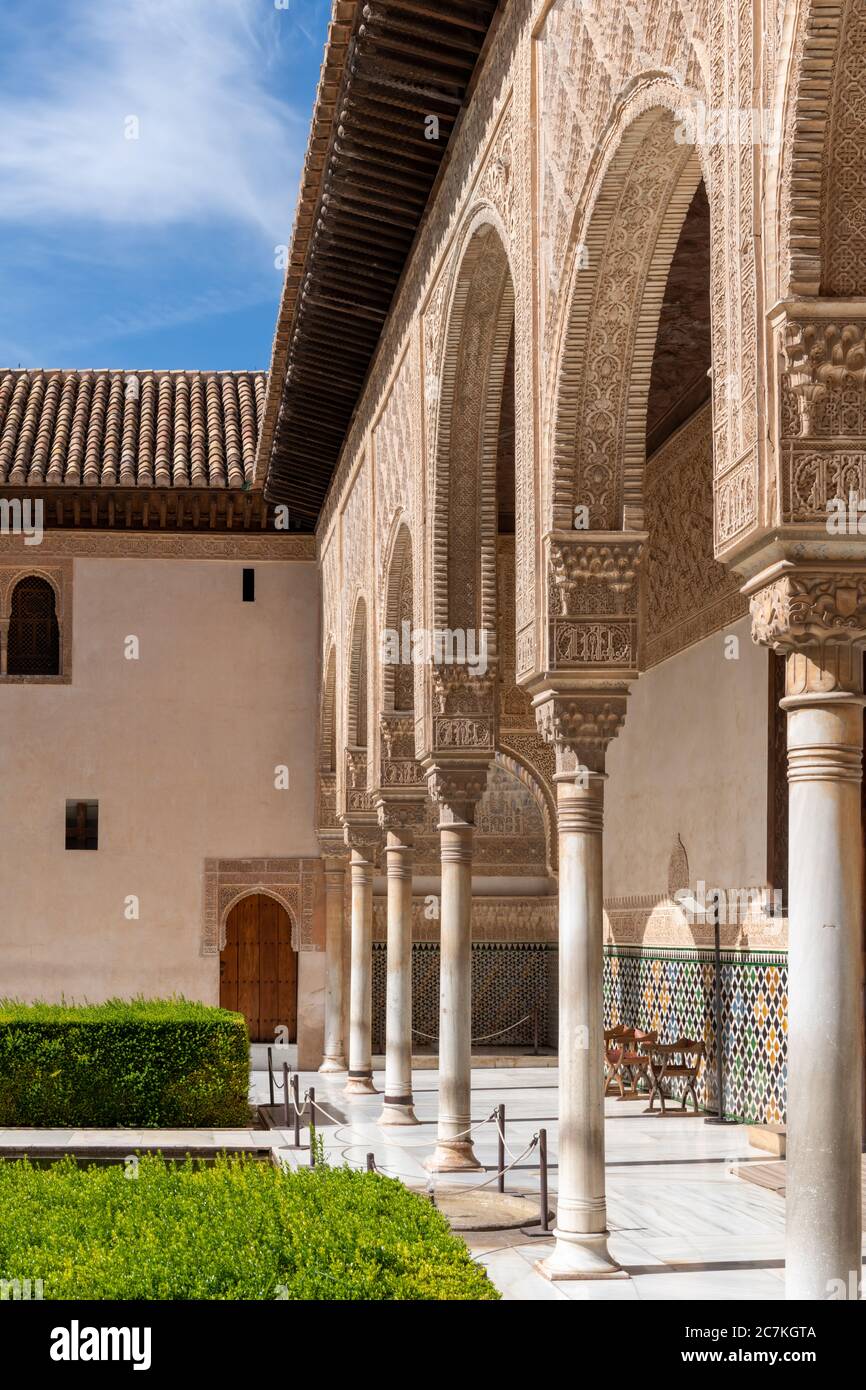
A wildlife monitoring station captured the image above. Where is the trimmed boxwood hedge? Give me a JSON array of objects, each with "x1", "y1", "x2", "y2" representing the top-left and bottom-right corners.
[
  {"x1": 0, "y1": 998, "x2": 250, "y2": 1127},
  {"x1": 0, "y1": 1154, "x2": 499, "y2": 1300}
]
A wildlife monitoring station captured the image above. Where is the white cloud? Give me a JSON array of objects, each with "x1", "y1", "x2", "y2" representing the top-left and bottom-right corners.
[{"x1": 0, "y1": 0, "x2": 304, "y2": 240}]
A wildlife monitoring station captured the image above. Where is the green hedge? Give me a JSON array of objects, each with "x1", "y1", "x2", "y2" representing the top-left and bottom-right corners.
[
  {"x1": 0, "y1": 998, "x2": 250, "y2": 1127},
  {"x1": 0, "y1": 1154, "x2": 499, "y2": 1300}
]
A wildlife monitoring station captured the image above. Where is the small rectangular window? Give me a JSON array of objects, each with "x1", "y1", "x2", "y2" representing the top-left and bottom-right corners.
[
  {"x1": 66, "y1": 800, "x2": 98, "y2": 851},
  {"x1": 242, "y1": 568, "x2": 255, "y2": 602}
]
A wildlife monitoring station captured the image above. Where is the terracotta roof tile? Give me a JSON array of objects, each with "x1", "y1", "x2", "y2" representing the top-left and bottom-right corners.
[{"x1": 0, "y1": 369, "x2": 267, "y2": 489}]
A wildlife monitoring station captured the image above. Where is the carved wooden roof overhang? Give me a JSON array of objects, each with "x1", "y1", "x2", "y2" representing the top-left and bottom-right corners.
[{"x1": 257, "y1": 0, "x2": 500, "y2": 528}]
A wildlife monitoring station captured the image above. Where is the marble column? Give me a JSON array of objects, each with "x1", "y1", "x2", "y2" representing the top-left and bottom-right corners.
[
  {"x1": 345, "y1": 844, "x2": 378, "y2": 1095},
  {"x1": 319, "y1": 856, "x2": 347, "y2": 1073},
  {"x1": 539, "y1": 761, "x2": 624, "y2": 1280},
  {"x1": 378, "y1": 827, "x2": 419, "y2": 1124},
  {"x1": 782, "y1": 645, "x2": 864, "y2": 1300},
  {"x1": 425, "y1": 806, "x2": 480, "y2": 1171}
]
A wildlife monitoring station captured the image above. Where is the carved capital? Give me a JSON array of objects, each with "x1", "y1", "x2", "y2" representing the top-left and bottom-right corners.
[
  {"x1": 343, "y1": 746, "x2": 374, "y2": 815},
  {"x1": 546, "y1": 531, "x2": 646, "y2": 619},
  {"x1": 782, "y1": 311, "x2": 866, "y2": 434},
  {"x1": 431, "y1": 663, "x2": 496, "y2": 716},
  {"x1": 340, "y1": 818, "x2": 381, "y2": 864},
  {"x1": 425, "y1": 763, "x2": 490, "y2": 825},
  {"x1": 374, "y1": 792, "x2": 427, "y2": 833},
  {"x1": 532, "y1": 692, "x2": 628, "y2": 775},
  {"x1": 747, "y1": 563, "x2": 866, "y2": 651},
  {"x1": 378, "y1": 717, "x2": 425, "y2": 795},
  {"x1": 316, "y1": 771, "x2": 341, "y2": 839}
]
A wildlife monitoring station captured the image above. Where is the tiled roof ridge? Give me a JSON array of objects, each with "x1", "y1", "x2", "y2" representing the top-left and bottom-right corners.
[
  {"x1": 1, "y1": 367, "x2": 264, "y2": 376},
  {"x1": 0, "y1": 368, "x2": 268, "y2": 489}
]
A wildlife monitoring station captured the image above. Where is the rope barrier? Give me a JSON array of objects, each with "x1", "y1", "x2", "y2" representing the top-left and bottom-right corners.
[
  {"x1": 283, "y1": 1081, "x2": 549, "y2": 1211},
  {"x1": 471, "y1": 1133, "x2": 540, "y2": 1190},
  {"x1": 411, "y1": 1011, "x2": 536, "y2": 1045},
  {"x1": 493, "y1": 1111, "x2": 523, "y2": 1163}
]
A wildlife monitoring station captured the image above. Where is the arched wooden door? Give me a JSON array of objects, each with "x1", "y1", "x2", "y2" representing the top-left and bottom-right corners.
[{"x1": 219, "y1": 894, "x2": 297, "y2": 1043}]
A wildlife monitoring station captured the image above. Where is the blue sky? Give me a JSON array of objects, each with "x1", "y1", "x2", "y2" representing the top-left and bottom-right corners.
[{"x1": 0, "y1": 0, "x2": 331, "y2": 370}]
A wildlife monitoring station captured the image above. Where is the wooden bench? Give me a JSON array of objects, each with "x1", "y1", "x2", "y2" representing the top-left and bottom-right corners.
[
  {"x1": 603, "y1": 1025, "x2": 658, "y2": 1099},
  {"x1": 644, "y1": 1037, "x2": 705, "y2": 1115}
]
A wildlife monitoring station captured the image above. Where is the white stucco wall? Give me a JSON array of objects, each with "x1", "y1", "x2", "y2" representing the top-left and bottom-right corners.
[
  {"x1": 605, "y1": 615, "x2": 770, "y2": 898},
  {"x1": 0, "y1": 556, "x2": 320, "y2": 1004}
]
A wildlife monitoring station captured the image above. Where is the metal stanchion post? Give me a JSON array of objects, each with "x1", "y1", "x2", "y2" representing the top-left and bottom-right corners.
[
  {"x1": 522, "y1": 1127, "x2": 554, "y2": 1238},
  {"x1": 308, "y1": 1087, "x2": 316, "y2": 1167},
  {"x1": 282, "y1": 1063, "x2": 290, "y2": 1129},
  {"x1": 538, "y1": 1128, "x2": 549, "y2": 1233},
  {"x1": 268, "y1": 1046, "x2": 275, "y2": 1107},
  {"x1": 497, "y1": 1104, "x2": 506, "y2": 1194},
  {"x1": 292, "y1": 1073, "x2": 301, "y2": 1148},
  {"x1": 366, "y1": 1152, "x2": 375, "y2": 1173}
]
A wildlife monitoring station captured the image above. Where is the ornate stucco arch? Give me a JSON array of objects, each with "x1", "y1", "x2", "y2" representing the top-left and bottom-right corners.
[
  {"x1": 417, "y1": 208, "x2": 517, "y2": 814},
  {"x1": 494, "y1": 745, "x2": 557, "y2": 878},
  {"x1": 772, "y1": 0, "x2": 866, "y2": 299},
  {"x1": 218, "y1": 888, "x2": 300, "y2": 954},
  {"x1": 320, "y1": 639, "x2": 337, "y2": 774},
  {"x1": 315, "y1": 638, "x2": 341, "y2": 850},
  {"x1": 335, "y1": 589, "x2": 374, "y2": 821},
  {"x1": 379, "y1": 515, "x2": 414, "y2": 716},
  {"x1": 427, "y1": 208, "x2": 515, "y2": 649},
  {"x1": 546, "y1": 87, "x2": 707, "y2": 537},
  {"x1": 0, "y1": 564, "x2": 64, "y2": 616},
  {"x1": 344, "y1": 591, "x2": 369, "y2": 751}
]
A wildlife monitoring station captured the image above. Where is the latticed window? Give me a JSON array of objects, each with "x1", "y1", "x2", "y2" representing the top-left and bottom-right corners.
[{"x1": 7, "y1": 576, "x2": 60, "y2": 676}]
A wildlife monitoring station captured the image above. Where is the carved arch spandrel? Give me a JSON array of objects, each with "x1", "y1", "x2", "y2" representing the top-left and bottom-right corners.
[{"x1": 201, "y1": 858, "x2": 320, "y2": 956}]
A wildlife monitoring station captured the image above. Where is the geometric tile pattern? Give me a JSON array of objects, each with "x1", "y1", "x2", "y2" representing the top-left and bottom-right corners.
[
  {"x1": 372, "y1": 941, "x2": 555, "y2": 1052},
  {"x1": 605, "y1": 946, "x2": 788, "y2": 1124}
]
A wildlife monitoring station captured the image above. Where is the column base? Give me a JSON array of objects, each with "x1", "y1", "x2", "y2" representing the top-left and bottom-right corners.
[
  {"x1": 318, "y1": 1055, "x2": 347, "y2": 1074},
  {"x1": 536, "y1": 1229, "x2": 628, "y2": 1281},
  {"x1": 344, "y1": 1073, "x2": 378, "y2": 1096},
  {"x1": 423, "y1": 1139, "x2": 482, "y2": 1172},
  {"x1": 377, "y1": 1098, "x2": 420, "y2": 1126}
]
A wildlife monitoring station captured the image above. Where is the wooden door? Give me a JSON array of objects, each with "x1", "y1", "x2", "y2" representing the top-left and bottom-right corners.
[{"x1": 220, "y1": 894, "x2": 297, "y2": 1043}]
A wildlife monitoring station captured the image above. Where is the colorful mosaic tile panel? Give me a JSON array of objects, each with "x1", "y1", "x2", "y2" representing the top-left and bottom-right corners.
[{"x1": 604, "y1": 946, "x2": 788, "y2": 1124}]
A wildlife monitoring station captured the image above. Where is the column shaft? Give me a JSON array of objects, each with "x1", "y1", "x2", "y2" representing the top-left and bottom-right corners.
[
  {"x1": 319, "y1": 859, "x2": 347, "y2": 1073},
  {"x1": 783, "y1": 682, "x2": 864, "y2": 1300},
  {"x1": 539, "y1": 772, "x2": 624, "y2": 1280},
  {"x1": 425, "y1": 814, "x2": 479, "y2": 1171},
  {"x1": 378, "y1": 831, "x2": 418, "y2": 1124},
  {"x1": 345, "y1": 849, "x2": 377, "y2": 1095}
]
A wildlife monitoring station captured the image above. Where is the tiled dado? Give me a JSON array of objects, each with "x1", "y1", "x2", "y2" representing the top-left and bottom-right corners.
[
  {"x1": 372, "y1": 941, "x2": 556, "y2": 1052},
  {"x1": 604, "y1": 946, "x2": 788, "y2": 1125}
]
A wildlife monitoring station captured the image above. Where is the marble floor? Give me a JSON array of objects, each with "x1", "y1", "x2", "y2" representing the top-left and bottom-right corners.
[{"x1": 250, "y1": 1061, "x2": 793, "y2": 1301}]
